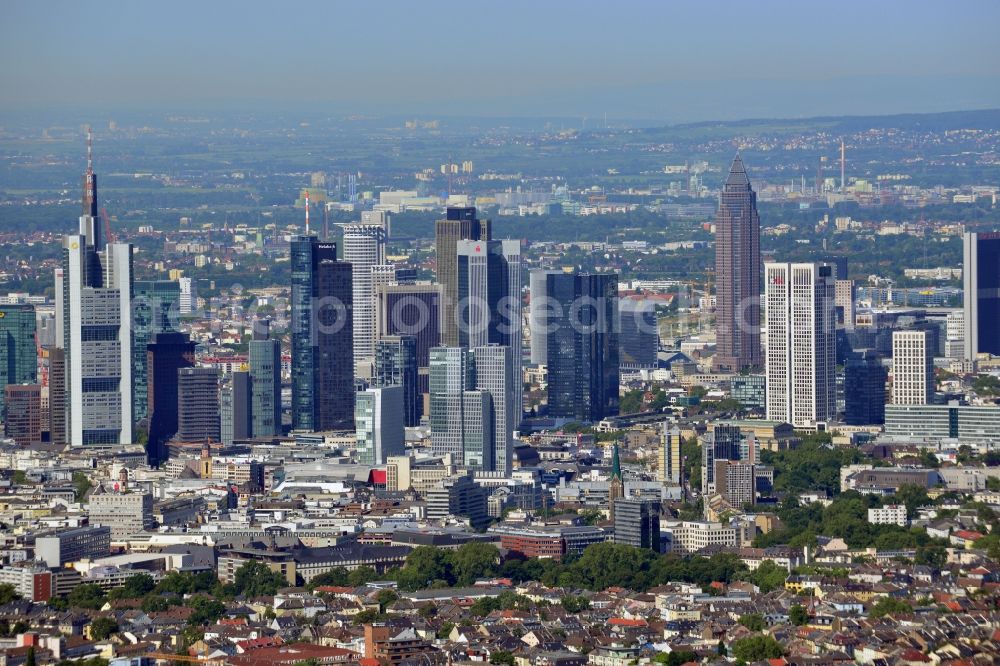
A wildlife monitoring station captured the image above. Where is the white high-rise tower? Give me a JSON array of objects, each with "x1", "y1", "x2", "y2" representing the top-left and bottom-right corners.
[
  {"x1": 764, "y1": 262, "x2": 836, "y2": 427},
  {"x1": 58, "y1": 129, "x2": 134, "y2": 446},
  {"x1": 342, "y1": 223, "x2": 387, "y2": 366}
]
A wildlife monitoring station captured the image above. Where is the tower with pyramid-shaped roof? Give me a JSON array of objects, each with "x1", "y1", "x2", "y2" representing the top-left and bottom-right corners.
[{"x1": 713, "y1": 154, "x2": 762, "y2": 373}]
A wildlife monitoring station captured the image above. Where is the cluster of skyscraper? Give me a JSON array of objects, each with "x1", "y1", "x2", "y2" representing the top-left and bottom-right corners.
[{"x1": 714, "y1": 154, "x2": 1000, "y2": 428}]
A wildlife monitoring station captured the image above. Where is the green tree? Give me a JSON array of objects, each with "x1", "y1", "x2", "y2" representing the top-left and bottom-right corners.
[
  {"x1": 747, "y1": 560, "x2": 787, "y2": 593},
  {"x1": 25, "y1": 647, "x2": 35, "y2": 666},
  {"x1": 490, "y1": 651, "x2": 515, "y2": 666},
  {"x1": 376, "y1": 589, "x2": 399, "y2": 612},
  {"x1": 869, "y1": 596, "x2": 911, "y2": 618},
  {"x1": 231, "y1": 561, "x2": 287, "y2": 598},
  {"x1": 307, "y1": 568, "x2": 349, "y2": 590},
  {"x1": 72, "y1": 472, "x2": 93, "y2": 502},
  {"x1": 89, "y1": 617, "x2": 119, "y2": 640},
  {"x1": 732, "y1": 635, "x2": 785, "y2": 662},
  {"x1": 437, "y1": 622, "x2": 454, "y2": 640},
  {"x1": 560, "y1": 595, "x2": 590, "y2": 613},
  {"x1": 450, "y1": 542, "x2": 500, "y2": 586},
  {"x1": 397, "y1": 547, "x2": 454, "y2": 590},
  {"x1": 108, "y1": 573, "x2": 156, "y2": 600},
  {"x1": 915, "y1": 544, "x2": 947, "y2": 569},
  {"x1": 347, "y1": 566, "x2": 379, "y2": 587},
  {"x1": 68, "y1": 584, "x2": 106, "y2": 610},
  {"x1": 653, "y1": 651, "x2": 699, "y2": 666},
  {"x1": 789, "y1": 604, "x2": 809, "y2": 626},
  {"x1": 738, "y1": 613, "x2": 765, "y2": 631},
  {"x1": 141, "y1": 595, "x2": 171, "y2": 613},
  {"x1": 889, "y1": 484, "x2": 932, "y2": 519},
  {"x1": 0, "y1": 584, "x2": 20, "y2": 605},
  {"x1": 188, "y1": 596, "x2": 226, "y2": 626}
]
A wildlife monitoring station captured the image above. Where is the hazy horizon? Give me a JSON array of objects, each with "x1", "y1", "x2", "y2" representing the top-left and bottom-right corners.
[{"x1": 3, "y1": 0, "x2": 1000, "y2": 123}]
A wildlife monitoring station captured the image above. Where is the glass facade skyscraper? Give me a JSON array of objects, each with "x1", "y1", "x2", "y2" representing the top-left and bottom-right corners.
[
  {"x1": 963, "y1": 231, "x2": 1000, "y2": 360},
  {"x1": 0, "y1": 304, "x2": 37, "y2": 419},
  {"x1": 435, "y1": 207, "x2": 491, "y2": 347},
  {"x1": 132, "y1": 280, "x2": 180, "y2": 421},
  {"x1": 290, "y1": 236, "x2": 354, "y2": 431},
  {"x1": 543, "y1": 272, "x2": 619, "y2": 422},
  {"x1": 249, "y1": 336, "x2": 282, "y2": 437},
  {"x1": 374, "y1": 335, "x2": 419, "y2": 427},
  {"x1": 844, "y1": 350, "x2": 887, "y2": 425}
]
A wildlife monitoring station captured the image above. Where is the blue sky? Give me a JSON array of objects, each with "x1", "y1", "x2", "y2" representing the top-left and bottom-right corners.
[{"x1": 2, "y1": 0, "x2": 999, "y2": 121}]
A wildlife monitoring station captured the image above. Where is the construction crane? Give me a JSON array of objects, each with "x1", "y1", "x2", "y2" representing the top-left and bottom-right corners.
[{"x1": 101, "y1": 206, "x2": 115, "y2": 244}]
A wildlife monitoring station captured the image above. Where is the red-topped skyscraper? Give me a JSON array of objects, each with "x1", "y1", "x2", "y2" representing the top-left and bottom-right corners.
[{"x1": 713, "y1": 154, "x2": 761, "y2": 372}]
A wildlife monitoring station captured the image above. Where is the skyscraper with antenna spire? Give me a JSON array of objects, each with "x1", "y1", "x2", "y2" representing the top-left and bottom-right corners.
[{"x1": 55, "y1": 127, "x2": 135, "y2": 446}]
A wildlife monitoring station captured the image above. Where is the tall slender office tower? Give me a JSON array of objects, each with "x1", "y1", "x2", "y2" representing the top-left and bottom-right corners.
[
  {"x1": 375, "y1": 282, "x2": 442, "y2": 416},
  {"x1": 714, "y1": 154, "x2": 762, "y2": 373},
  {"x1": 0, "y1": 304, "x2": 37, "y2": 420},
  {"x1": 176, "y1": 367, "x2": 220, "y2": 442},
  {"x1": 891, "y1": 330, "x2": 934, "y2": 405},
  {"x1": 963, "y1": 231, "x2": 1000, "y2": 361},
  {"x1": 541, "y1": 272, "x2": 620, "y2": 422},
  {"x1": 146, "y1": 331, "x2": 195, "y2": 464},
  {"x1": 59, "y1": 131, "x2": 135, "y2": 446},
  {"x1": 428, "y1": 344, "x2": 513, "y2": 474},
  {"x1": 472, "y1": 344, "x2": 515, "y2": 475},
  {"x1": 528, "y1": 269, "x2": 561, "y2": 365},
  {"x1": 429, "y1": 346, "x2": 477, "y2": 464},
  {"x1": 436, "y1": 207, "x2": 491, "y2": 347},
  {"x1": 658, "y1": 424, "x2": 682, "y2": 485},
  {"x1": 764, "y1": 263, "x2": 836, "y2": 427},
  {"x1": 249, "y1": 321, "x2": 282, "y2": 437},
  {"x1": 132, "y1": 280, "x2": 180, "y2": 421},
  {"x1": 374, "y1": 335, "x2": 420, "y2": 427},
  {"x1": 456, "y1": 238, "x2": 523, "y2": 426},
  {"x1": 220, "y1": 370, "x2": 252, "y2": 445},
  {"x1": 342, "y1": 223, "x2": 386, "y2": 365},
  {"x1": 290, "y1": 235, "x2": 354, "y2": 431}
]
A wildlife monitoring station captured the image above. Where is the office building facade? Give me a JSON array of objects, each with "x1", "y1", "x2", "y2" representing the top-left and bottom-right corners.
[
  {"x1": 714, "y1": 154, "x2": 762, "y2": 373},
  {"x1": 342, "y1": 224, "x2": 387, "y2": 365},
  {"x1": 764, "y1": 262, "x2": 836, "y2": 427},
  {"x1": 374, "y1": 335, "x2": 420, "y2": 427},
  {"x1": 291, "y1": 236, "x2": 354, "y2": 431},
  {"x1": 963, "y1": 231, "x2": 1000, "y2": 360},
  {"x1": 132, "y1": 280, "x2": 180, "y2": 421},
  {"x1": 249, "y1": 335, "x2": 282, "y2": 437},
  {"x1": 844, "y1": 350, "x2": 887, "y2": 425},
  {"x1": 4, "y1": 384, "x2": 41, "y2": 445},
  {"x1": 456, "y1": 237, "x2": 523, "y2": 425},
  {"x1": 618, "y1": 299, "x2": 657, "y2": 370},
  {"x1": 658, "y1": 424, "x2": 682, "y2": 485},
  {"x1": 435, "y1": 207, "x2": 491, "y2": 347},
  {"x1": 355, "y1": 385, "x2": 406, "y2": 465},
  {"x1": 0, "y1": 304, "x2": 37, "y2": 420},
  {"x1": 177, "y1": 367, "x2": 220, "y2": 442},
  {"x1": 613, "y1": 498, "x2": 661, "y2": 552},
  {"x1": 542, "y1": 272, "x2": 619, "y2": 422},
  {"x1": 146, "y1": 331, "x2": 195, "y2": 463},
  {"x1": 221, "y1": 370, "x2": 252, "y2": 445},
  {"x1": 892, "y1": 329, "x2": 934, "y2": 405}
]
